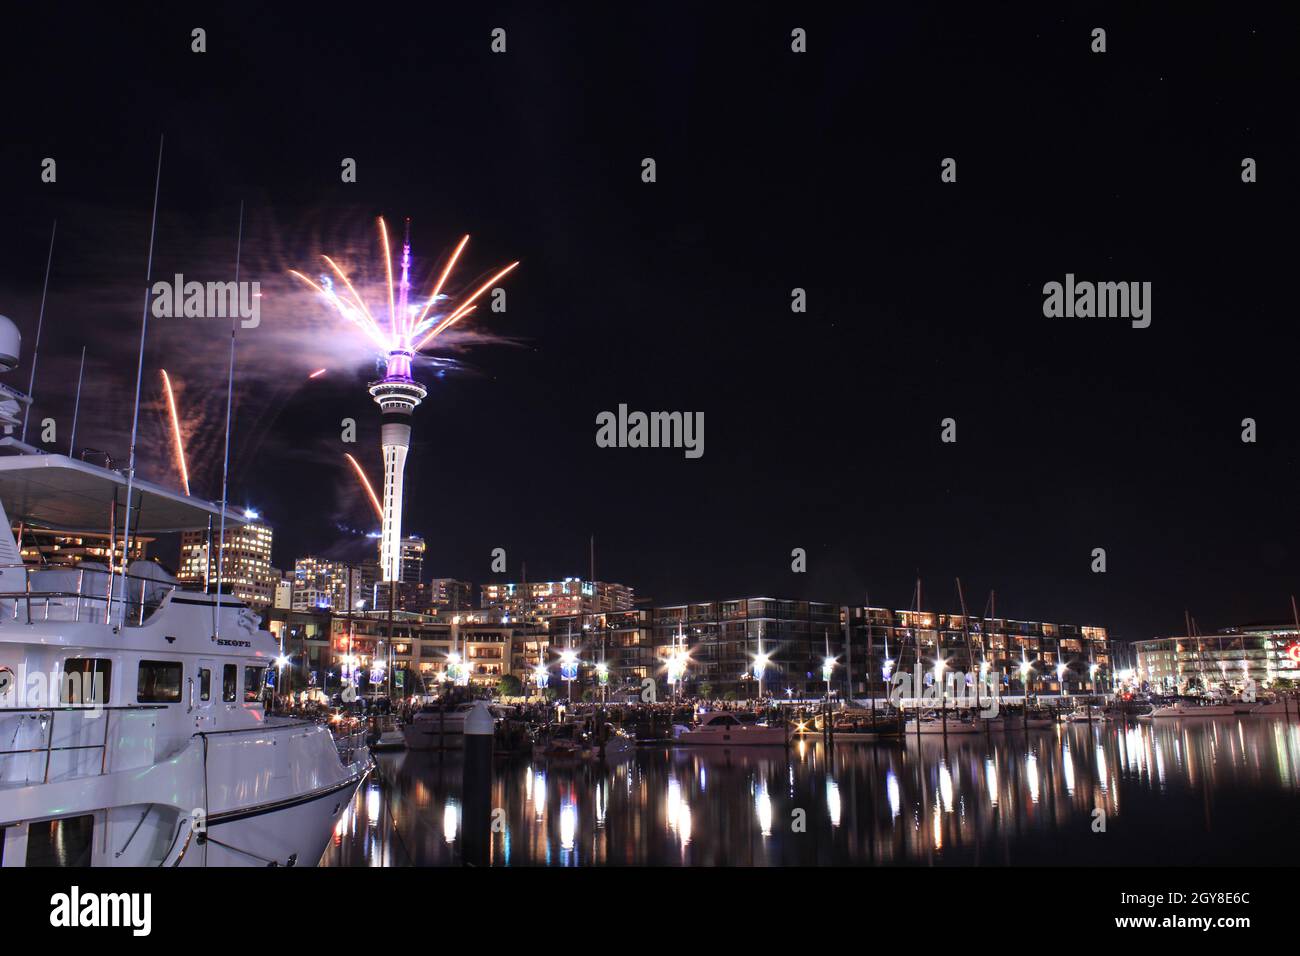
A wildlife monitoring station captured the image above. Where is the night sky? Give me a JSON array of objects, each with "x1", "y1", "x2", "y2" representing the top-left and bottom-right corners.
[{"x1": 1, "y1": 5, "x2": 1296, "y2": 643}]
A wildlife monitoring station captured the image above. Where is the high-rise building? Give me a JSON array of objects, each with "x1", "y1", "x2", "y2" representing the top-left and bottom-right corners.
[
  {"x1": 177, "y1": 518, "x2": 276, "y2": 610},
  {"x1": 16, "y1": 528, "x2": 152, "y2": 567},
  {"x1": 400, "y1": 535, "x2": 425, "y2": 585},
  {"x1": 480, "y1": 578, "x2": 634, "y2": 620},
  {"x1": 293, "y1": 556, "x2": 365, "y2": 611}
]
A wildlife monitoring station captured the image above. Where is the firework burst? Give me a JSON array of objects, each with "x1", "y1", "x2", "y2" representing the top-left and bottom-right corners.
[{"x1": 289, "y1": 218, "x2": 518, "y2": 379}]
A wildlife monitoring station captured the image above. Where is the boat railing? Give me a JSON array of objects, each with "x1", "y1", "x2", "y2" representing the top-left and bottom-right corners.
[
  {"x1": 333, "y1": 726, "x2": 369, "y2": 765},
  {"x1": 0, "y1": 704, "x2": 166, "y2": 789},
  {"x1": 0, "y1": 561, "x2": 180, "y2": 627}
]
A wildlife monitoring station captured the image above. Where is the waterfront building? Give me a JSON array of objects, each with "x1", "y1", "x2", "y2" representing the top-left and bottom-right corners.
[
  {"x1": 480, "y1": 577, "x2": 634, "y2": 620},
  {"x1": 428, "y1": 577, "x2": 474, "y2": 610},
  {"x1": 544, "y1": 609, "x2": 654, "y2": 695},
  {"x1": 177, "y1": 518, "x2": 277, "y2": 610},
  {"x1": 653, "y1": 598, "x2": 844, "y2": 699},
  {"x1": 331, "y1": 611, "x2": 541, "y2": 695},
  {"x1": 1134, "y1": 623, "x2": 1300, "y2": 692},
  {"x1": 843, "y1": 606, "x2": 1110, "y2": 697}
]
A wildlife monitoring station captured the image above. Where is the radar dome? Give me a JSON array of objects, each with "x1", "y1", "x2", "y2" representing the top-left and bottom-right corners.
[{"x1": 0, "y1": 316, "x2": 20, "y2": 372}]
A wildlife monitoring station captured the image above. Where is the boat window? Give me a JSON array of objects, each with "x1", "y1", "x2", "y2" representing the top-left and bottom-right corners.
[
  {"x1": 137, "y1": 661, "x2": 183, "y2": 703},
  {"x1": 710, "y1": 715, "x2": 736, "y2": 726},
  {"x1": 244, "y1": 665, "x2": 266, "y2": 703},
  {"x1": 60, "y1": 658, "x2": 112, "y2": 705},
  {"x1": 199, "y1": 668, "x2": 211, "y2": 702},
  {"x1": 222, "y1": 664, "x2": 237, "y2": 702},
  {"x1": 26, "y1": 815, "x2": 94, "y2": 867}
]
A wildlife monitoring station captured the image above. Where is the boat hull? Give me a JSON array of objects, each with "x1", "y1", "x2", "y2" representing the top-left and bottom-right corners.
[
  {"x1": 197, "y1": 772, "x2": 366, "y2": 866},
  {"x1": 677, "y1": 727, "x2": 788, "y2": 746}
]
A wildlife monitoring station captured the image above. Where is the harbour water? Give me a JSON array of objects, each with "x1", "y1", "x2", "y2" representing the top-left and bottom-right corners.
[{"x1": 322, "y1": 717, "x2": 1300, "y2": 866}]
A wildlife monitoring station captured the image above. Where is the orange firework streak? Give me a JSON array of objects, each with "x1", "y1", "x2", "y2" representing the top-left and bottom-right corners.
[
  {"x1": 159, "y1": 369, "x2": 190, "y2": 496},
  {"x1": 343, "y1": 453, "x2": 383, "y2": 521},
  {"x1": 413, "y1": 261, "x2": 519, "y2": 351}
]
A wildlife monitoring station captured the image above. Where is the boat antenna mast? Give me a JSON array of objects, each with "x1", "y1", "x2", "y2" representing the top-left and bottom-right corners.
[
  {"x1": 117, "y1": 136, "x2": 164, "y2": 628},
  {"x1": 214, "y1": 199, "x2": 243, "y2": 642}
]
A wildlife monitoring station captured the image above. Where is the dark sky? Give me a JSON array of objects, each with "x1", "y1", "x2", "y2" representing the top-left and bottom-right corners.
[{"x1": 1, "y1": 4, "x2": 1296, "y2": 643}]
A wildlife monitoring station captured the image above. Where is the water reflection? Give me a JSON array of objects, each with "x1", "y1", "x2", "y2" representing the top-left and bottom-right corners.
[{"x1": 320, "y1": 717, "x2": 1300, "y2": 866}]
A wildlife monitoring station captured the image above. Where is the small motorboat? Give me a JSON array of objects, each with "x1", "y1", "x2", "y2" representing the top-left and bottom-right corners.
[
  {"x1": 402, "y1": 701, "x2": 511, "y2": 749},
  {"x1": 368, "y1": 714, "x2": 407, "y2": 751},
  {"x1": 1007, "y1": 708, "x2": 1056, "y2": 729},
  {"x1": 1065, "y1": 707, "x2": 1105, "y2": 723},
  {"x1": 1249, "y1": 698, "x2": 1292, "y2": 716},
  {"x1": 676, "y1": 711, "x2": 788, "y2": 746},
  {"x1": 534, "y1": 721, "x2": 585, "y2": 759}
]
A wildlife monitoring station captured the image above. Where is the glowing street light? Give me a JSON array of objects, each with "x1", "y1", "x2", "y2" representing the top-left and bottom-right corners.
[
  {"x1": 532, "y1": 662, "x2": 549, "y2": 691},
  {"x1": 752, "y1": 650, "x2": 771, "y2": 698},
  {"x1": 559, "y1": 649, "x2": 578, "y2": 700},
  {"x1": 1019, "y1": 655, "x2": 1033, "y2": 701}
]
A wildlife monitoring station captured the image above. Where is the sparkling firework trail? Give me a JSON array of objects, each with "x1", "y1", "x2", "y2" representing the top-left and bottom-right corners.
[
  {"x1": 290, "y1": 218, "x2": 518, "y2": 377},
  {"x1": 343, "y1": 452, "x2": 383, "y2": 521},
  {"x1": 159, "y1": 369, "x2": 190, "y2": 496},
  {"x1": 308, "y1": 368, "x2": 327, "y2": 379}
]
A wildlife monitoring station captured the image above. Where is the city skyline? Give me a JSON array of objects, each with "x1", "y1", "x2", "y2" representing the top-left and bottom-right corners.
[{"x1": 2, "y1": 7, "x2": 1295, "y2": 647}]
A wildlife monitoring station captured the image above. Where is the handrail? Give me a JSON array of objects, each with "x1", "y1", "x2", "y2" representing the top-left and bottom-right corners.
[
  {"x1": 0, "y1": 704, "x2": 164, "y2": 785},
  {"x1": 0, "y1": 704, "x2": 167, "y2": 714},
  {"x1": 0, "y1": 561, "x2": 186, "y2": 627}
]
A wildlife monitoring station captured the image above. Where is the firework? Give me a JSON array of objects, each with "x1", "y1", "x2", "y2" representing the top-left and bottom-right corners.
[
  {"x1": 159, "y1": 369, "x2": 190, "y2": 496},
  {"x1": 289, "y1": 217, "x2": 518, "y2": 375},
  {"x1": 295, "y1": 218, "x2": 518, "y2": 582},
  {"x1": 343, "y1": 452, "x2": 383, "y2": 521}
]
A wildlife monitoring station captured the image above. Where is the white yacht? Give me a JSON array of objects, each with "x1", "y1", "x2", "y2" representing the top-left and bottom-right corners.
[
  {"x1": 1148, "y1": 700, "x2": 1238, "y2": 718},
  {"x1": 676, "y1": 711, "x2": 788, "y2": 746},
  {"x1": 904, "y1": 713, "x2": 982, "y2": 735},
  {"x1": 402, "y1": 701, "x2": 514, "y2": 750},
  {"x1": 0, "y1": 453, "x2": 370, "y2": 867}
]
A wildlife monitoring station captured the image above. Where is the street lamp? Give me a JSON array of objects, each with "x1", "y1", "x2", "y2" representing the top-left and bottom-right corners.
[
  {"x1": 559, "y1": 649, "x2": 578, "y2": 701},
  {"x1": 752, "y1": 651, "x2": 771, "y2": 701},
  {"x1": 1056, "y1": 661, "x2": 1068, "y2": 697}
]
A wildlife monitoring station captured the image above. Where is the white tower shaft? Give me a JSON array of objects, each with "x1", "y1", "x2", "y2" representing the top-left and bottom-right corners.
[{"x1": 379, "y1": 421, "x2": 410, "y2": 583}]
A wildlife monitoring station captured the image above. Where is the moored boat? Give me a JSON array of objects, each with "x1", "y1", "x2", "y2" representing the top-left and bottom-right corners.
[
  {"x1": 0, "y1": 452, "x2": 370, "y2": 867},
  {"x1": 1149, "y1": 701, "x2": 1238, "y2": 718},
  {"x1": 676, "y1": 711, "x2": 788, "y2": 746}
]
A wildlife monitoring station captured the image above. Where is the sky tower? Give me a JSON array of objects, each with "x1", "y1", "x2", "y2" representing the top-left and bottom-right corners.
[
  {"x1": 368, "y1": 220, "x2": 426, "y2": 584},
  {"x1": 291, "y1": 215, "x2": 519, "y2": 587}
]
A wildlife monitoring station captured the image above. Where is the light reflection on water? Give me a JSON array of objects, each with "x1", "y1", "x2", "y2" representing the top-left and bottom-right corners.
[{"x1": 320, "y1": 717, "x2": 1300, "y2": 866}]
